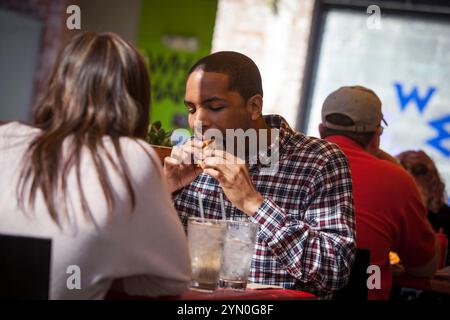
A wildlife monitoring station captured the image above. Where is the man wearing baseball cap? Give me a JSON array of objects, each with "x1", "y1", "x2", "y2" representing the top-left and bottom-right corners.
[{"x1": 319, "y1": 85, "x2": 439, "y2": 300}]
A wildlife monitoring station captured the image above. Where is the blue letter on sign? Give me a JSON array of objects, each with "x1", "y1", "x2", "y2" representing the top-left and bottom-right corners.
[
  {"x1": 427, "y1": 114, "x2": 450, "y2": 158},
  {"x1": 394, "y1": 83, "x2": 436, "y2": 114}
]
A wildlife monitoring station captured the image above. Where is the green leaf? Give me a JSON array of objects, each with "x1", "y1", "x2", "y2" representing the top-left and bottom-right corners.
[{"x1": 147, "y1": 121, "x2": 173, "y2": 147}]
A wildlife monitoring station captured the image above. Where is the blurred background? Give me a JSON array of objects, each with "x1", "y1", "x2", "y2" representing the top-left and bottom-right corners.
[{"x1": 0, "y1": 0, "x2": 449, "y2": 202}]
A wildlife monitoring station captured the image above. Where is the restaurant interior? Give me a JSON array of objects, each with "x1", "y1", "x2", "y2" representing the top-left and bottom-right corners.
[{"x1": 0, "y1": 0, "x2": 449, "y2": 303}]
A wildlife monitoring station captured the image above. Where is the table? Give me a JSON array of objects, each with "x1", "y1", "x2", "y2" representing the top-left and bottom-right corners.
[
  {"x1": 105, "y1": 288, "x2": 316, "y2": 300},
  {"x1": 179, "y1": 288, "x2": 316, "y2": 300},
  {"x1": 392, "y1": 265, "x2": 450, "y2": 296}
]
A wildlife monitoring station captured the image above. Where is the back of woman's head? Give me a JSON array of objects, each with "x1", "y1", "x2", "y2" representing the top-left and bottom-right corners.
[
  {"x1": 34, "y1": 32, "x2": 150, "y2": 137},
  {"x1": 397, "y1": 150, "x2": 446, "y2": 213},
  {"x1": 19, "y1": 32, "x2": 152, "y2": 225}
]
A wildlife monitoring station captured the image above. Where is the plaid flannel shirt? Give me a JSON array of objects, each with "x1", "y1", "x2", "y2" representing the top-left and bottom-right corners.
[{"x1": 173, "y1": 115, "x2": 355, "y2": 297}]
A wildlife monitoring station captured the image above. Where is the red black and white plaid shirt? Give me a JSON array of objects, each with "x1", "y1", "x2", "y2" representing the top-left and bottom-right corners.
[{"x1": 173, "y1": 115, "x2": 355, "y2": 297}]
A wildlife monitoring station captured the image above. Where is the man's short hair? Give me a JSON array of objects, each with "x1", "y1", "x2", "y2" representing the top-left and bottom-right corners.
[
  {"x1": 187, "y1": 51, "x2": 263, "y2": 102},
  {"x1": 321, "y1": 114, "x2": 376, "y2": 148}
]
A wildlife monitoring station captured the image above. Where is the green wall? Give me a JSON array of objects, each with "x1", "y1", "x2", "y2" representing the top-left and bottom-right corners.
[{"x1": 137, "y1": 0, "x2": 218, "y2": 131}]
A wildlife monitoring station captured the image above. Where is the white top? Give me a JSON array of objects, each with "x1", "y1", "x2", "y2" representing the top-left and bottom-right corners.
[{"x1": 0, "y1": 122, "x2": 191, "y2": 299}]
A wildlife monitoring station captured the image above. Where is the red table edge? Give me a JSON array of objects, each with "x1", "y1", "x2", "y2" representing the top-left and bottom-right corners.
[
  {"x1": 179, "y1": 288, "x2": 316, "y2": 300},
  {"x1": 105, "y1": 288, "x2": 316, "y2": 300}
]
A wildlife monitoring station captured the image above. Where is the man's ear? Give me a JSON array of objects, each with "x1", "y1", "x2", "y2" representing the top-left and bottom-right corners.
[
  {"x1": 367, "y1": 128, "x2": 381, "y2": 151},
  {"x1": 246, "y1": 94, "x2": 263, "y2": 121},
  {"x1": 318, "y1": 123, "x2": 325, "y2": 138}
]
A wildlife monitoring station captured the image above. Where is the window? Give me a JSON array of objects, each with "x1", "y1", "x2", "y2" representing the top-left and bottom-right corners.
[{"x1": 302, "y1": 3, "x2": 450, "y2": 202}]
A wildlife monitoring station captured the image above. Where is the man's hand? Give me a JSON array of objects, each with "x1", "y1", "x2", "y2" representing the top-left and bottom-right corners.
[
  {"x1": 200, "y1": 149, "x2": 264, "y2": 216},
  {"x1": 164, "y1": 140, "x2": 204, "y2": 193}
]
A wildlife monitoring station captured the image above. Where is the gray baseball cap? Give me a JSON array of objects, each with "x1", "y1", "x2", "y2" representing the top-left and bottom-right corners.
[{"x1": 321, "y1": 85, "x2": 388, "y2": 133}]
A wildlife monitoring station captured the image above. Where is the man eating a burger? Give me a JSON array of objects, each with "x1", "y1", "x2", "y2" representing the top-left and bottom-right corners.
[{"x1": 163, "y1": 51, "x2": 356, "y2": 298}]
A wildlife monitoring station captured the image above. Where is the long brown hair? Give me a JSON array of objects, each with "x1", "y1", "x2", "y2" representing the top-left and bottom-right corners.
[{"x1": 17, "y1": 32, "x2": 151, "y2": 225}]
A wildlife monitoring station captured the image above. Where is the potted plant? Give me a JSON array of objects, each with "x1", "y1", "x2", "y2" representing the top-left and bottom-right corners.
[{"x1": 146, "y1": 121, "x2": 173, "y2": 164}]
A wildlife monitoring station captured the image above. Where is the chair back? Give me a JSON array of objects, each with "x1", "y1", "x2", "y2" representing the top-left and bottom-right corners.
[
  {"x1": 0, "y1": 234, "x2": 52, "y2": 300},
  {"x1": 332, "y1": 248, "x2": 371, "y2": 301}
]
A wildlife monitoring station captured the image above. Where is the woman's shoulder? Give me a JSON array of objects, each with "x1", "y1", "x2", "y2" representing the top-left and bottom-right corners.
[
  {"x1": 0, "y1": 122, "x2": 41, "y2": 152},
  {"x1": 119, "y1": 137, "x2": 158, "y2": 159},
  {"x1": 106, "y1": 137, "x2": 163, "y2": 174},
  {"x1": 0, "y1": 121, "x2": 40, "y2": 136}
]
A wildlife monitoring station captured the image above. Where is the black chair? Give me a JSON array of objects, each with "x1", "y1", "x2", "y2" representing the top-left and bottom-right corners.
[
  {"x1": 0, "y1": 234, "x2": 52, "y2": 300},
  {"x1": 332, "y1": 248, "x2": 371, "y2": 301}
]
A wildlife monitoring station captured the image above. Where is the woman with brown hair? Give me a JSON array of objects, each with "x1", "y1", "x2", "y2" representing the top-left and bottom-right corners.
[
  {"x1": 397, "y1": 150, "x2": 450, "y2": 266},
  {"x1": 0, "y1": 32, "x2": 190, "y2": 299}
]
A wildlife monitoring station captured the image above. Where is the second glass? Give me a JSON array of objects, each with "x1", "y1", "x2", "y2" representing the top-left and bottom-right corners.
[{"x1": 219, "y1": 220, "x2": 259, "y2": 290}]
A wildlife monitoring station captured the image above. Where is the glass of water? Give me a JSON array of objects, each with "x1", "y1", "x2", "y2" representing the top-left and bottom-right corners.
[
  {"x1": 188, "y1": 217, "x2": 227, "y2": 292},
  {"x1": 219, "y1": 220, "x2": 259, "y2": 290}
]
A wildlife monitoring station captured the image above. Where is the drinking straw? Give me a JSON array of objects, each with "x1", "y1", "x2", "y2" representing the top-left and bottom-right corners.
[
  {"x1": 219, "y1": 192, "x2": 226, "y2": 220},
  {"x1": 198, "y1": 191, "x2": 205, "y2": 220}
]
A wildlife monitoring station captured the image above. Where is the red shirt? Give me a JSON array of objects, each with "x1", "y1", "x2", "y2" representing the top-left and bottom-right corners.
[{"x1": 326, "y1": 136, "x2": 436, "y2": 300}]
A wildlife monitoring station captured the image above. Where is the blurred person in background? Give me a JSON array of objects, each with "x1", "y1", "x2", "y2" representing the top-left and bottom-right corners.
[
  {"x1": 319, "y1": 85, "x2": 439, "y2": 300},
  {"x1": 397, "y1": 150, "x2": 450, "y2": 266},
  {"x1": 0, "y1": 32, "x2": 190, "y2": 299}
]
